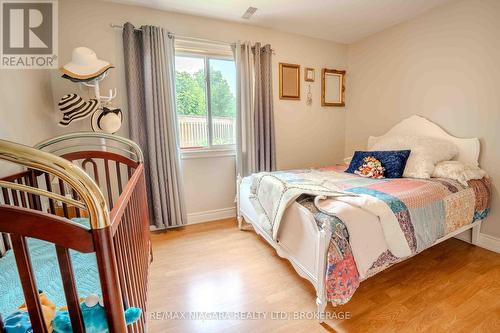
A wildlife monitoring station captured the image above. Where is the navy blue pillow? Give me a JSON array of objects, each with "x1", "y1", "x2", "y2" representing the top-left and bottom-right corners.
[{"x1": 346, "y1": 150, "x2": 411, "y2": 178}]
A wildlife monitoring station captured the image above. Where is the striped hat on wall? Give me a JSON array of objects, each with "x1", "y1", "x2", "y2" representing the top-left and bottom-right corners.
[{"x1": 58, "y1": 94, "x2": 99, "y2": 126}]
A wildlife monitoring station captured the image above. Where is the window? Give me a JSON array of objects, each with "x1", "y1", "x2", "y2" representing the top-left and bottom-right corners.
[{"x1": 174, "y1": 51, "x2": 236, "y2": 151}]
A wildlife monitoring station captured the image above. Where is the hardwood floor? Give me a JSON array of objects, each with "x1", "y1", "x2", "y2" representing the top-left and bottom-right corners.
[{"x1": 147, "y1": 218, "x2": 500, "y2": 333}]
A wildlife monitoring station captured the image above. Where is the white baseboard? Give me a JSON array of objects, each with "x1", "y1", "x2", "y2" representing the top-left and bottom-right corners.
[
  {"x1": 477, "y1": 233, "x2": 500, "y2": 253},
  {"x1": 187, "y1": 207, "x2": 236, "y2": 225},
  {"x1": 149, "y1": 207, "x2": 236, "y2": 231},
  {"x1": 455, "y1": 230, "x2": 500, "y2": 254}
]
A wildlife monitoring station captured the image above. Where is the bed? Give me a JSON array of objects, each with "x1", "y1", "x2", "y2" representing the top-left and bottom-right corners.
[
  {"x1": 0, "y1": 133, "x2": 151, "y2": 333},
  {"x1": 236, "y1": 115, "x2": 491, "y2": 322}
]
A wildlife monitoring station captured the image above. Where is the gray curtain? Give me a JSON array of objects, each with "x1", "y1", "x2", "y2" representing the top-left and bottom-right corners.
[
  {"x1": 233, "y1": 42, "x2": 255, "y2": 177},
  {"x1": 233, "y1": 42, "x2": 276, "y2": 177},
  {"x1": 253, "y1": 43, "x2": 276, "y2": 172},
  {"x1": 123, "y1": 22, "x2": 187, "y2": 229}
]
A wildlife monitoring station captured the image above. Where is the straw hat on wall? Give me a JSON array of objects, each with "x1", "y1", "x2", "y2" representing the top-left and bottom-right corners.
[
  {"x1": 91, "y1": 107, "x2": 123, "y2": 134},
  {"x1": 60, "y1": 47, "x2": 114, "y2": 81}
]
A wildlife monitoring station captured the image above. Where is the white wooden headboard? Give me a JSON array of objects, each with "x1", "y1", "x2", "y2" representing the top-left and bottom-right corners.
[{"x1": 367, "y1": 115, "x2": 480, "y2": 166}]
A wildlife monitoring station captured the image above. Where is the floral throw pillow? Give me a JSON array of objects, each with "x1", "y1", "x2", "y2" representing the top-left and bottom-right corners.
[
  {"x1": 354, "y1": 156, "x2": 385, "y2": 179},
  {"x1": 346, "y1": 150, "x2": 410, "y2": 178}
]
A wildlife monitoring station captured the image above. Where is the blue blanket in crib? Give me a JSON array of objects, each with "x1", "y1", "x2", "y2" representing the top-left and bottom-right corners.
[{"x1": 0, "y1": 218, "x2": 101, "y2": 317}]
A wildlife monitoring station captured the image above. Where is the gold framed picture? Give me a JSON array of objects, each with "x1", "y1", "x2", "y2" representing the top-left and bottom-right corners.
[
  {"x1": 321, "y1": 68, "x2": 345, "y2": 107},
  {"x1": 279, "y1": 63, "x2": 300, "y2": 100},
  {"x1": 304, "y1": 67, "x2": 315, "y2": 82}
]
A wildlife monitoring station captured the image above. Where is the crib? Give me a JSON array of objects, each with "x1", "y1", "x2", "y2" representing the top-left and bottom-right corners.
[{"x1": 0, "y1": 132, "x2": 151, "y2": 333}]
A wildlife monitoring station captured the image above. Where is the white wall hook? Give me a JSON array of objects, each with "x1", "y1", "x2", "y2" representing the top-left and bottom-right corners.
[
  {"x1": 80, "y1": 78, "x2": 117, "y2": 106},
  {"x1": 102, "y1": 88, "x2": 117, "y2": 103}
]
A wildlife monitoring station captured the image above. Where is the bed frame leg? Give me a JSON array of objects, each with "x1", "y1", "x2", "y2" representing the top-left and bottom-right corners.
[
  {"x1": 316, "y1": 228, "x2": 330, "y2": 323},
  {"x1": 236, "y1": 174, "x2": 243, "y2": 230},
  {"x1": 316, "y1": 296, "x2": 327, "y2": 323},
  {"x1": 472, "y1": 220, "x2": 482, "y2": 245}
]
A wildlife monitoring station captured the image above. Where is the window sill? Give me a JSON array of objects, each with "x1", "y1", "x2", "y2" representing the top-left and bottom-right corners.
[{"x1": 180, "y1": 148, "x2": 236, "y2": 160}]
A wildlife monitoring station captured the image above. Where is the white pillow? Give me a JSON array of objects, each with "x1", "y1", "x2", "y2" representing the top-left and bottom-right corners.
[
  {"x1": 370, "y1": 135, "x2": 458, "y2": 179},
  {"x1": 432, "y1": 161, "x2": 487, "y2": 186}
]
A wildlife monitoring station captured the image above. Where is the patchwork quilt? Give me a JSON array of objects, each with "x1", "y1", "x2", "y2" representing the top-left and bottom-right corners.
[{"x1": 249, "y1": 165, "x2": 490, "y2": 305}]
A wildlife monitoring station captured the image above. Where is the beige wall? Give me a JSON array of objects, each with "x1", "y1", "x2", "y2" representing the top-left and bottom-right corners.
[
  {"x1": 6, "y1": 0, "x2": 497, "y2": 234},
  {"x1": 346, "y1": 0, "x2": 500, "y2": 237},
  {"x1": 0, "y1": 71, "x2": 57, "y2": 175},
  {"x1": 55, "y1": 0, "x2": 348, "y2": 217}
]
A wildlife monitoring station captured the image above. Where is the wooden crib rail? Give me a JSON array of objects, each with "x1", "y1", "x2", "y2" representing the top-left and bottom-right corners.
[
  {"x1": 0, "y1": 139, "x2": 110, "y2": 230},
  {"x1": 0, "y1": 139, "x2": 125, "y2": 331},
  {"x1": 60, "y1": 151, "x2": 139, "y2": 211},
  {"x1": 0, "y1": 180, "x2": 86, "y2": 210},
  {"x1": 0, "y1": 169, "x2": 90, "y2": 256},
  {"x1": 35, "y1": 132, "x2": 144, "y2": 165},
  {"x1": 0, "y1": 205, "x2": 94, "y2": 333},
  {"x1": 0, "y1": 134, "x2": 150, "y2": 333},
  {"x1": 0, "y1": 205, "x2": 94, "y2": 252},
  {"x1": 110, "y1": 164, "x2": 144, "y2": 229},
  {"x1": 0, "y1": 170, "x2": 41, "y2": 254},
  {"x1": 61, "y1": 150, "x2": 139, "y2": 169},
  {"x1": 109, "y1": 164, "x2": 151, "y2": 332}
]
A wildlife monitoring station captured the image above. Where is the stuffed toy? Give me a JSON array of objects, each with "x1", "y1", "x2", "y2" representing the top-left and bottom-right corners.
[
  {"x1": 3, "y1": 291, "x2": 56, "y2": 333},
  {"x1": 52, "y1": 294, "x2": 141, "y2": 333}
]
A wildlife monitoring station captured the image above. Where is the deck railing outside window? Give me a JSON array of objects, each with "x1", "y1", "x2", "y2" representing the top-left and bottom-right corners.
[{"x1": 178, "y1": 115, "x2": 235, "y2": 148}]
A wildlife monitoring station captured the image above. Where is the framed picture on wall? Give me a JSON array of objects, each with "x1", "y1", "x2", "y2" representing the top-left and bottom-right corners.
[
  {"x1": 279, "y1": 63, "x2": 300, "y2": 100},
  {"x1": 304, "y1": 67, "x2": 315, "y2": 82},
  {"x1": 321, "y1": 68, "x2": 345, "y2": 107}
]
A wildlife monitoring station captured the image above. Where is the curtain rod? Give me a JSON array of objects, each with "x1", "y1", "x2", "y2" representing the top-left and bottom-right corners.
[
  {"x1": 110, "y1": 23, "x2": 275, "y2": 54},
  {"x1": 110, "y1": 24, "x2": 235, "y2": 47}
]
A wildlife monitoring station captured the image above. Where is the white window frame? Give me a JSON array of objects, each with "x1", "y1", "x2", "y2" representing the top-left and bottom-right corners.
[{"x1": 174, "y1": 51, "x2": 236, "y2": 159}]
